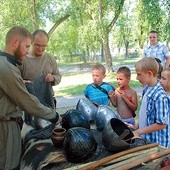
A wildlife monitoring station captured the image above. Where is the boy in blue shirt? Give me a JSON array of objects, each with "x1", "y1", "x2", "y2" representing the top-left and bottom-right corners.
[{"x1": 84, "y1": 63, "x2": 115, "y2": 106}]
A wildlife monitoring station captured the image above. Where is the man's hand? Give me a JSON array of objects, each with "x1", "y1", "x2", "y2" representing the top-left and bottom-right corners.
[{"x1": 45, "y1": 73, "x2": 54, "y2": 82}]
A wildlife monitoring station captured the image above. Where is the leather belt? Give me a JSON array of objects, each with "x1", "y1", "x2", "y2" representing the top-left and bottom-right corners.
[
  {"x1": 0, "y1": 117, "x2": 20, "y2": 122},
  {"x1": 0, "y1": 117, "x2": 23, "y2": 129}
]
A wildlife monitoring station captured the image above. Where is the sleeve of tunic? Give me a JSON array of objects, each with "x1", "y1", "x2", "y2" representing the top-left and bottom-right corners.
[
  {"x1": 0, "y1": 59, "x2": 58, "y2": 122},
  {"x1": 49, "y1": 55, "x2": 62, "y2": 86}
]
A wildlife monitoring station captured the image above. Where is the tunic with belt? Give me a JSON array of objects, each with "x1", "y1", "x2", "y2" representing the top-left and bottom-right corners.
[{"x1": 0, "y1": 52, "x2": 58, "y2": 170}]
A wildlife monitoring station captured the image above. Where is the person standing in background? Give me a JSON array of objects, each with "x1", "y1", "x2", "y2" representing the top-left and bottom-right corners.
[
  {"x1": 0, "y1": 26, "x2": 60, "y2": 170},
  {"x1": 143, "y1": 30, "x2": 170, "y2": 68},
  {"x1": 20, "y1": 30, "x2": 62, "y2": 127}
]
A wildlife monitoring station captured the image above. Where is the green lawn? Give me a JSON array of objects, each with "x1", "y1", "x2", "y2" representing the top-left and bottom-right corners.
[
  {"x1": 55, "y1": 57, "x2": 142, "y2": 121},
  {"x1": 54, "y1": 57, "x2": 141, "y2": 97}
]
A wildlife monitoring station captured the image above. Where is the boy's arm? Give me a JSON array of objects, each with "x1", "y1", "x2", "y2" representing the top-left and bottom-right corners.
[
  {"x1": 108, "y1": 90, "x2": 117, "y2": 107},
  {"x1": 125, "y1": 121, "x2": 139, "y2": 130},
  {"x1": 133, "y1": 123, "x2": 166, "y2": 137}
]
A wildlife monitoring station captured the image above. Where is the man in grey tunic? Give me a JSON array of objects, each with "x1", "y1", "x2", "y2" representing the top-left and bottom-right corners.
[
  {"x1": 20, "y1": 30, "x2": 62, "y2": 127},
  {"x1": 0, "y1": 26, "x2": 60, "y2": 170}
]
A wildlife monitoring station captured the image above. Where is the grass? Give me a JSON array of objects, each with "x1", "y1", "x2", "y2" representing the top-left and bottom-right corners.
[
  {"x1": 55, "y1": 57, "x2": 143, "y2": 120},
  {"x1": 111, "y1": 57, "x2": 140, "y2": 66},
  {"x1": 55, "y1": 80, "x2": 140, "y2": 97},
  {"x1": 54, "y1": 70, "x2": 141, "y2": 97}
]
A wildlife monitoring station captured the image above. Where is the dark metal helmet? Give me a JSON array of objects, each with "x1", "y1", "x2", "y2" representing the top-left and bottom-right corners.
[
  {"x1": 95, "y1": 105, "x2": 121, "y2": 131},
  {"x1": 76, "y1": 98, "x2": 98, "y2": 122},
  {"x1": 61, "y1": 109, "x2": 90, "y2": 130},
  {"x1": 63, "y1": 127, "x2": 97, "y2": 163},
  {"x1": 102, "y1": 118, "x2": 134, "y2": 152}
]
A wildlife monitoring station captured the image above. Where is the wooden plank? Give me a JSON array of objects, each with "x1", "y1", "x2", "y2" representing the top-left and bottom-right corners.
[
  {"x1": 112, "y1": 148, "x2": 170, "y2": 170},
  {"x1": 104, "y1": 150, "x2": 159, "y2": 170},
  {"x1": 65, "y1": 146, "x2": 159, "y2": 170},
  {"x1": 79, "y1": 143, "x2": 158, "y2": 170},
  {"x1": 104, "y1": 146, "x2": 158, "y2": 166}
]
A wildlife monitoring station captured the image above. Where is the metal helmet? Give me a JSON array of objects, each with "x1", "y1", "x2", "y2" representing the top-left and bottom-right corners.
[
  {"x1": 95, "y1": 105, "x2": 121, "y2": 131},
  {"x1": 102, "y1": 118, "x2": 134, "y2": 152},
  {"x1": 61, "y1": 109, "x2": 90, "y2": 130},
  {"x1": 63, "y1": 127, "x2": 97, "y2": 163},
  {"x1": 76, "y1": 98, "x2": 98, "y2": 122}
]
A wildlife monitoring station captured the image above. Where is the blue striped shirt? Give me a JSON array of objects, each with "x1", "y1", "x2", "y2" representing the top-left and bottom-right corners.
[
  {"x1": 142, "y1": 82, "x2": 170, "y2": 148},
  {"x1": 144, "y1": 42, "x2": 170, "y2": 66},
  {"x1": 84, "y1": 82, "x2": 115, "y2": 105}
]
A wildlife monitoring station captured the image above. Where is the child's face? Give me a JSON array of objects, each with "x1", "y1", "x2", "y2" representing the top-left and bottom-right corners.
[
  {"x1": 160, "y1": 71, "x2": 170, "y2": 92},
  {"x1": 135, "y1": 67, "x2": 151, "y2": 86},
  {"x1": 92, "y1": 69, "x2": 105, "y2": 85},
  {"x1": 116, "y1": 73, "x2": 130, "y2": 89}
]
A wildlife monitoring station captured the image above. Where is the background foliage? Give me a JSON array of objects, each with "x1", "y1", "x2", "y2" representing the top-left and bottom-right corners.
[{"x1": 0, "y1": 0, "x2": 169, "y2": 70}]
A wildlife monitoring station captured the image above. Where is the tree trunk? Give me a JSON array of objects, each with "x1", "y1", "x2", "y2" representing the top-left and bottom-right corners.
[
  {"x1": 30, "y1": 0, "x2": 39, "y2": 30},
  {"x1": 82, "y1": 50, "x2": 87, "y2": 63},
  {"x1": 125, "y1": 41, "x2": 129, "y2": 58},
  {"x1": 102, "y1": 33, "x2": 112, "y2": 72},
  {"x1": 48, "y1": 14, "x2": 70, "y2": 37}
]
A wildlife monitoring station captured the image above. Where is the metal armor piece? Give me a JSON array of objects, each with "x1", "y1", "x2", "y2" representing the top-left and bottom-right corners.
[
  {"x1": 102, "y1": 118, "x2": 134, "y2": 152},
  {"x1": 63, "y1": 127, "x2": 97, "y2": 163},
  {"x1": 34, "y1": 117, "x2": 52, "y2": 129},
  {"x1": 95, "y1": 105, "x2": 121, "y2": 131},
  {"x1": 76, "y1": 98, "x2": 98, "y2": 122},
  {"x1": 61, "y1": 109, "x2": 90, "y2": 130}
]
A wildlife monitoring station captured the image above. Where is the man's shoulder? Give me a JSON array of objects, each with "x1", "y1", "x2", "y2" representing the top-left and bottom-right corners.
[
  {"x1": 144, "y1": 42, "x2": 164, "y2": 49},
  {"x1": 44, "y1": 53, "x2": 57, "y2": 62},
  {"x1": 44, "y1": 52, "x2": 53, "y2": 57}
]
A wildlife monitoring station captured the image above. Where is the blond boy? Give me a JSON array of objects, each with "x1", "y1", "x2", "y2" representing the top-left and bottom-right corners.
[{"x1": 134, "y1": 57, "x2": 170, "y2": 148}]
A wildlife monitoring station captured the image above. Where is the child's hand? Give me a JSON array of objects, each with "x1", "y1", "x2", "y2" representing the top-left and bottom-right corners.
[
  {"x1": 124, "y1": 122, "x2": 138, "y2": 130},
  {"x1": 108, "y1": 90, "x2": 116, "y2": 100},
  {"x1": 117, "y1": 89, "x2": 127, "y2": 99}
]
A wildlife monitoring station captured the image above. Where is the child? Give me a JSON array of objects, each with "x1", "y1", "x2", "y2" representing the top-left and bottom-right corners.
[
  {"x1": 84, "y1": 63, "x2": 115, "y2": 106},
  {"x1": 160, "y1": 68, "x2": 170, "y2": 96},
  {"x1": 133, "y1": 57, "x2": 170, "y2": 148},
  {"x1": 109, "y1": 66, "x2": 138, "y2": 125}
]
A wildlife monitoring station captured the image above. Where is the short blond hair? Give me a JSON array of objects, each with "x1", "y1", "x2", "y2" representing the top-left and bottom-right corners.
[
  {"x1": 92, "y1": 63, "x2": 106, "y2": 74},
  {"x1": 5, "y1": 26, "x2": 32, "y2": 45},
  {"x1": 135, "y1": 57, "x2": 159, "y2": 77}
]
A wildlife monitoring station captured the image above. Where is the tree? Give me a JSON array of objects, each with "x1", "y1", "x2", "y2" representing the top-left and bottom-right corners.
[{"x1": 69, "y1": 0, "x2": 125, "y2": 71}]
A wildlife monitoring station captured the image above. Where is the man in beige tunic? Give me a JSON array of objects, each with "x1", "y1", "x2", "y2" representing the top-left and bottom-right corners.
[
  {"x1": 0, "y1": 26, "x2": 60, "y2": 170},
  {"x1": 20, "y1": 30, "x2": 62, "y2": 126}
]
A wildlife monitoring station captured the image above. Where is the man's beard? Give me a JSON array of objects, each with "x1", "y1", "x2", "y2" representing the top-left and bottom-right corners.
[{"x1": 14, "y1": 44, "x2": 22, "y2": 61}]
